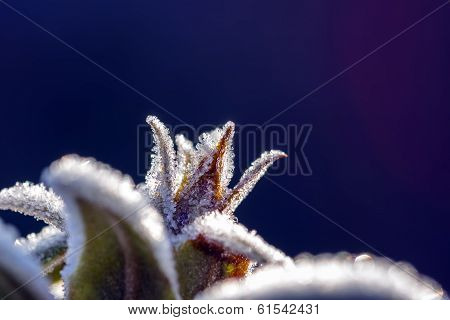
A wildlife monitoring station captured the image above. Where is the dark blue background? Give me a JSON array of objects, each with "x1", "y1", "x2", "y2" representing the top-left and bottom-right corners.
[{"x1": 1, "y1": 1, "x2": 449, "y2": 289}]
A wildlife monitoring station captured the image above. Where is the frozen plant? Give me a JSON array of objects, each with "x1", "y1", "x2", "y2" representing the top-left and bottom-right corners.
[{"x1": 0, "y1": 116, "x2": 446, "y2": 300}]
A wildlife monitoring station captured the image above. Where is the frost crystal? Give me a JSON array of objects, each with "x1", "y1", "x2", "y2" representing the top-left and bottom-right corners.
[
  {"x1": 173, "y1": 122, "x2": 235, "y2": 229},
  {"x1": 0, "y1": 219, "x2": 52, "y2": 299},
  {"x1": 145, "y1": 116, "x2": 177, "y2": 230},
  {"x1": 15, "y1": 226, "x2": 67, "y2": 266},
  {"x1": 0, "y1": 182, "x2": 64, "y2": 230},
  {"x1": 174, "y1": 134, "x2": 196, "y2": 197},
  {"x1": 42, "y1": 154, "x2": 180, "y2": 299},
  {"x1": 145, "y1": 117, "x2": 286, "y2": 234},
  {"x1": 174, "y1": 212, "x2": 291, "y2": 265},
  {"x1": 197, "y1": 252, "x2": 446, "y2": 300},
  {"x1": 195, "y1": 121, "x2": 235, "y2": 196}
]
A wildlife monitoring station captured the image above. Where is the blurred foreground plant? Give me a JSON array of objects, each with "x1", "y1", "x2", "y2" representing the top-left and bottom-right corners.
[{"x1": 0, "y1": 116, "x2": 445, "y2": 300}]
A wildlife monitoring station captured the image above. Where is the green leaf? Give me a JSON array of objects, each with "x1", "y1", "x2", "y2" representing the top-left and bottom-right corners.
[
  {"x1": 43, "y1": 155, "x2": 179, "y2": 300},
  {"x1": 175, "y1": 235, "x2": 250, "y2": 299},
  {"x1": 65, "y1": 198, "x2": 175, "y2": 299}
]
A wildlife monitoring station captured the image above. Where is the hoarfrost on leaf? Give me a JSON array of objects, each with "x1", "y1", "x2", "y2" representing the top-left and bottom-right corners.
[
  {"x1": 172, "y1": 212, "x2": 291, "y2": 299},
  {"x1": 15, "y1": 226, "x2": 67, "y2": 275},
  {"x1": 145, "y1": 117, "x2": 285, "y2": 234},
  {"x1": 197, "y1": 252, "x2": 446, "y2": 300},
  {"x1": 0, "y1": 218, "x2": 52, "y2": 299},
  {"x1": 16, "y1": 226, "x2": 66, "y2": 258},
  {"x1": 172, "y1": 122, "x2": 236, "y2": 231},
  {"x1": 0, "y1": 182, "x2": 64, "y2": 230},
  {"x1": 192, "y1": 121, "x2": 235, "y2": 198},
  {"x1": 145, "y1": 116, "x2": 177, "y2": 230},
  {"x1": 43, "y1": 154, "x2": 180, "y2": 299},
  {"x1": 174, "y1": 134, "x2": 196, "y2": 199},
  {"x1": 175, "y1": 212, "x2": 291, "y2": 265},
  {"x1": 15, "y1": 226, "x2": 67, "y2": 298}
]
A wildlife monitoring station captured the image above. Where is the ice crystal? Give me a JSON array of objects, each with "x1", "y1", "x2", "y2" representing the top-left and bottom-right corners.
[
  {"x1": 197, "y1": 253, "x2": 446, "y2": 300},
  {"x1": 145, "y1": 116, "x2": 177, "y2": 229},
  {"x1": 15, "y1": 226, "x2": 67, "y2": 297},
  {"x1": 144, "y1": 117, "x2": 286, "y2": 233},
  {"x1": 174, "y1": 134, "x2": 196, "y2": 198},
  {"x1": 0, "y1": 182, "x2": 64, "y2": 230}
]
